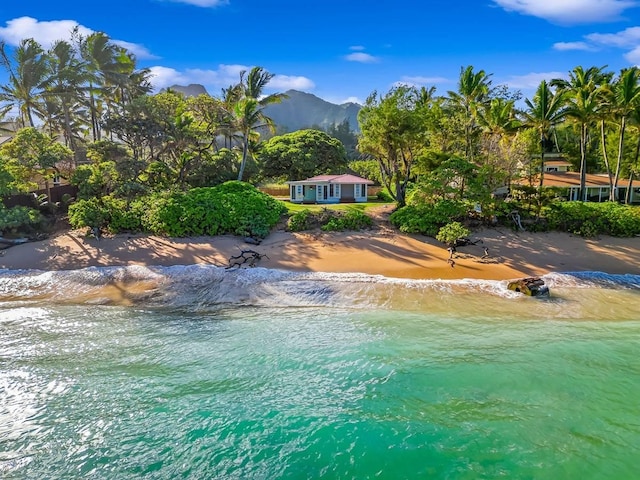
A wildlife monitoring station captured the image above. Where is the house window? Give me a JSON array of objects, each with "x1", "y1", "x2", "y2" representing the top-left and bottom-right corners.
[
  {"x1": 52, "y1": 175, "x2": 61, "y2": 186},
  {"x1": 329, "y1": 184, "x2": 334, "y2": 197}
]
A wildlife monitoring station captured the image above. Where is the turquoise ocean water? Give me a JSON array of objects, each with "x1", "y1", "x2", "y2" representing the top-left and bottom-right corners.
[{"x1": 1, "y1": 265, "x2": 639, "y2": 479}]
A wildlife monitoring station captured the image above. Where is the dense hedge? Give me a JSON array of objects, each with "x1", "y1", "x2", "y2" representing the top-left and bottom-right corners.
[
  {"x1": 68, "y1": 181, "x2": 287, "y2": 238},
  {"x1": 0, "y1": 205, "x2": 43, "y2": 235},
  {"x1": 544, "y1": 201, "x2": 640, "y2": 237},
  {"x1": 389, "y1": 200, "x2": 470, "y2": 236},
  {"x1": 286, "y1": 208, "x2": 373, "y2": 232}
]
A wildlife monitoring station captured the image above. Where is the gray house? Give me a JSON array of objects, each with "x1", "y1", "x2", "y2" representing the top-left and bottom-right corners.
[{"x1": 286, "y1": 174, "x2": 374, "y2": 204}]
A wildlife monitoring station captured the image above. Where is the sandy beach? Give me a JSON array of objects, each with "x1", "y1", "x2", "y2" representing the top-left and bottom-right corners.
[{"x1": 1, "y1": 221, "x2": 638, "y2": 280}]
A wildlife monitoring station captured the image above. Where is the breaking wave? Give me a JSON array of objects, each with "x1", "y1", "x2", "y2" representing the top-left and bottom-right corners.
[{"x1": 0, "y1": 265, "x2": 638, "y2": 320}]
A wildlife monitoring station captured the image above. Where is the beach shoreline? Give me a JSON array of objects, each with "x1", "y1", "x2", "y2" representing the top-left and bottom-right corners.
[{"x1": 1, "y1": 225, "x2": 638, "y2": 280}]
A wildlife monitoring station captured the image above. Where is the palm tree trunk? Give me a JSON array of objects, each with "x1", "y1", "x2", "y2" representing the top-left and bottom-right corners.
[
  {"x1": 580, "y1": 123, "x2": 588, "y2": 202},
  {"x1": 612, "y1": 116, "x2": 627, "y2": 203},
  {"x1": 538, "y1": 132, "x2": 545, "y2": 190},
  {"x1": 599, "y1": 120, "x2": 614, "y2": 200},
  {"x1": 237, "y1": 134, "x2": 249, "y2": 181},
  {"x1": 626, "y1": 136, "x2": 640, "y2": 204}
]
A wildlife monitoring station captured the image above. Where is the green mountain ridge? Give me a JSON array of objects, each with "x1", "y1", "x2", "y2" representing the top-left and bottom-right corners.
[
  {"x1": 166, "y1": 85, "x2": 361, "y2": 133},
  {"x1": 264, "y1": 89, "x2": 362, "y2": 133}
]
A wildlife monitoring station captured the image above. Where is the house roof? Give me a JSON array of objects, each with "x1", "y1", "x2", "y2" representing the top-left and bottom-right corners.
[
  {"x1": 539, "y1": 172, "x2": 640, "y2": 188},
  {"x1": 287, "y1": 174, "x2": 374, "y2": 185},
  {"x1": 544, "y1": 160, "x2": 572, "y2": 167}
]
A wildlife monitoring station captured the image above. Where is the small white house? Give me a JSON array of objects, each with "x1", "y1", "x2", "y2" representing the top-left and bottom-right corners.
[{"x1": 286, "y1": 174, "x2": 374, "y2": 204}]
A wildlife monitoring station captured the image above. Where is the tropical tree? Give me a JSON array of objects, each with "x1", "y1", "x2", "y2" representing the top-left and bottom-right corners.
[
  {"x1": 0, "y1": 127, "x2": 73, "y2": 197},
  {"x1": 610, "y1": 67, "x2": 640, "y2": 200},
  {"x1": 447, "y1": 65, "x2": 492, "y2": 163},
  {"x1": 0, "y1": 39, "x2": 49, "y2": 127},
  {"x1": 44, "y1": 39, "x2": 87, "y2": 152},
  {"x1": 476, "y1": 97, "x2": 523, "y2": 192},
  {"x1": 78, "y1": 31, "x2": 121, "y2": 141},
  {"x1": 357, "y1": 85, "x2": 429, "y2": 206},
  {"x1": 551, "y1": 66, "x2": 611, "y2": 201},
  {"x1": 522, "y1": 80, "x2": 567, "y2": 189},
  {"x1": 258, "y1": 129, "x2": 348, "y2": 181},
  {"x1": 230, "y1": 67, "x2": 287, "y2": 181}
]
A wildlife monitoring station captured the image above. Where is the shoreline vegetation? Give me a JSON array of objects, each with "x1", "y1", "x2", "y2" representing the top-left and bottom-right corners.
[{"x1": 2, "y1": 206, "x2": 638, "y2": 280}]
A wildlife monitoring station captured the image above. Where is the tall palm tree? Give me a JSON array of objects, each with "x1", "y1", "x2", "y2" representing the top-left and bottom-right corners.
[
  {"x1": 610, "y1": 67, "x2": 640, "y2": 201},
  {"x1": 522, "y1": 80, "x2": 567, "y2": 189},
  {"x1": 44, "y1": 39, "x2": 87, "y2": 152},
  {"x1": 447, "y1": 65, "x2": 492, "y2": 163},
  {"x1": 476, "y1": 97, "x2": 522, "y2": 193},
  {"x1": 231, "y1": 67, "x2": 287, "y2": 181},
  {"x1": 0, "y1": 39, "x2": 49, "y2": 127},
  {"x1": 624, "y1": 108, "x2": 640, "y2": 204},
  {"x1": 78, "y1": 31, "x2": 119, "y2": 141},
  {"x1": 551, "y1": 66, "x2": 611, "y2": 201}
]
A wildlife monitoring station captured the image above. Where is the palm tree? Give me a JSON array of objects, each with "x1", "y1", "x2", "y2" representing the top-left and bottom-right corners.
[
  {"x1": 624, "y1": 108, "x2": 640, "y2": 204},
  {"x1": 0, "y1": 39, "x2": 49, "y2": 127},
  {"x1": 447, "y1": 65, "x2": 492, "y2": 163},
  {"x1": 231, "y1": 67, "x2": 287, "y2": 181},
  {"x1": 78, "y1": 31, "x2": 120, "y2": 141},
  {"x1": 476, "y1": 97, "x2": 522, "y2": 194},
  {"x1": 610, "y1": 67, "x2": 640, "y2": 201},
  {"x1": 551, "y1": 66, "x2": 611, "y2": 201},
  {"x1": 522, "y1": 80, "x2": 567, "y2": 189},
  {"x1": 44, "y1": 39, "x2": 87, "y2": 152}
]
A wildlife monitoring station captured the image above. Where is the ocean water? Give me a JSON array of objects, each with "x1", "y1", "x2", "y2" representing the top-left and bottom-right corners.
[{"x1": 1, "y1": 266, "x2": 639, "y2": 479}]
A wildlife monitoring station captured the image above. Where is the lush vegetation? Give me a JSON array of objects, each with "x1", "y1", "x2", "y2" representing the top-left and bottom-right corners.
[
  {"x1": 68, "y1": 181, "x2": 286, "y2": 238},
  {"x1": 1, "y1": 30, "x2": 640, "y2": 241},
  {"x1": 287, "y1": 207, "x2": 373, "y2": 232}
]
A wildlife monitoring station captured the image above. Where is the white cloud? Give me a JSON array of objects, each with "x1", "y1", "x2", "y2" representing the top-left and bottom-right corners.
[
  {"x1": 112, "y1": 40, "x2": 158, "y2": 60},
  {"x1": 0, "y1": 16, "x2": 156, "y2": 59},
  {"x1": 269, "y1": 75, "x2": 315, "y2": 91},
  {"x1": 165, "y1": 0, "x2": 228, "y2": 6},
  {"x1": 625, "y1": 45, "x2": 640, "y2": 63},
  {"x1": 553, "y1": 41, "x2": 595, "y2": 50},
  {"x1": 148, "y1": 64, "x2": 314, "y2": 94},
  {"x1": 340, "y1": 96, "x2": 363, "y2": 104},
  {"x1": 349, "y1": 45, "x2": 365, "y2": 51},
  {"x1": 586, "y1": 26, "x2": 640, "y2": 46},
  {"x1": 0, "y1": 16, "x2": 91, "y2": 47},
  {"x1": 396, "y1": 75, "x2": 450, "y2": 86},
  {"x1": 504, "y1": 71, "x2": 567, "y2": 89},
  {"x1": 148, "y1": 66, "x2": 191, "y2": 90},
  {"x1": 344, "y1": 52, "x2": 379, "y2": 63},
  {"x1": 492, "y1": 0, "x2": 637, "y2": 24}
]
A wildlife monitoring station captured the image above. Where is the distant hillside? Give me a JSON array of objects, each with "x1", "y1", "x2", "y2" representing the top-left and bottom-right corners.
[
  {"x1": 165, "y1": 85, "x2": 361, "y2": 133},
  {"x1": 263, "y1": 90, "x2": 361, "y2": 133},
  {"x1": 165, "y1": 84, "x2": 209, "y2": 97}
]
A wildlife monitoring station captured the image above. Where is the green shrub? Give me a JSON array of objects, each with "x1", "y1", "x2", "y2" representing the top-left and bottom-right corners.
[
  {"x1": 545, "y1": 201, "x2": 640, "y2": 237},
  {"x1": 124, "y1": 182, "x2": 286, "y2": 238},
  {"x1": 287, "y1": 209, "x2": 312, "y2": 232},
  {"x1": 390, "y1": 200, "x2": 469, "y2": 236},
  {"x1": 436, "y1": 222, "x2": 470, "y2": 245},
  {"x1": 68, "y1": 197, "x2": 109, "y2": 229},
  {"x1": 376, "y1": 189, "x2": 394, "y2": 202},
  {"x1": 321, "y1": 209, "x2": 373, "y2": 231},
  {"x1": 0, "y1": 205, "x2": 43, "y2": 234}
]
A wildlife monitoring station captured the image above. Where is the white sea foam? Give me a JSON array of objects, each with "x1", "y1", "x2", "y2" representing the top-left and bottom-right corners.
[{"x1": 0, "y1": 266, "x2": 638, "y2": 315}]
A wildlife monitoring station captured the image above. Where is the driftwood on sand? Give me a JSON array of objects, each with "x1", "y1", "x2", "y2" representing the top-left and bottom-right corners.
[{"x1": 226, "y1": 249, "x2": 269, "y2": 269}]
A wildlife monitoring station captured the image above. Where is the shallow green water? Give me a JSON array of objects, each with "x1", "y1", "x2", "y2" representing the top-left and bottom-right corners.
[{"x1": 2, "y1": 294, "x2": 640, "y2": 479}]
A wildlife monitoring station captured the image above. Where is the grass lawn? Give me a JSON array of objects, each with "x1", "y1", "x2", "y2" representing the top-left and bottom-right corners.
[{"x1": 281, "y1": 199, "x2": 395, "y2": 214}]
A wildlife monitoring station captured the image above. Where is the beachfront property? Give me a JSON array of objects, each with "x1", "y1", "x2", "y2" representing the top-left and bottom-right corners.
[
  {"x1": 511, "y1": 154, "x2": 640, "y2": 204},
  {"x1": 541, "y1": 172, "x2": 640, "y2": 203},
  {"x1": 286, "y1": 174, "x2": 374, "y2": 204}
]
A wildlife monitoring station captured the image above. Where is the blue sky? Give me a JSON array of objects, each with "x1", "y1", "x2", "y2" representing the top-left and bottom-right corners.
[{"x1": 1, "y1": 0, "x2": 640, "y2": 106}]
